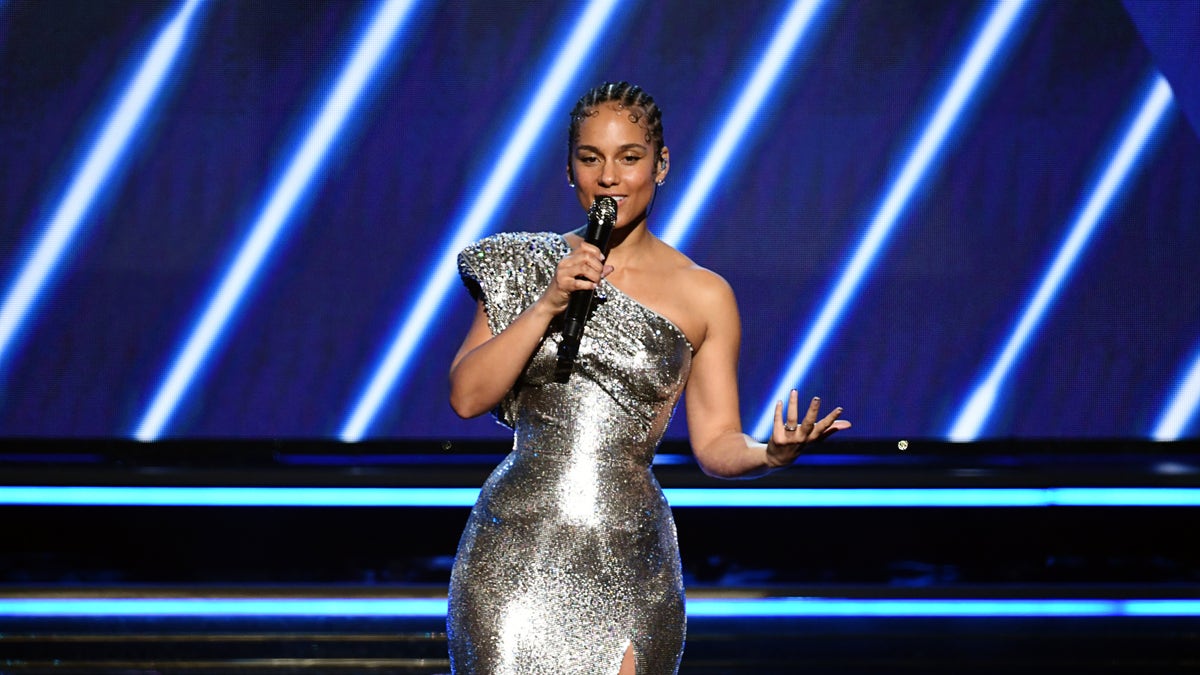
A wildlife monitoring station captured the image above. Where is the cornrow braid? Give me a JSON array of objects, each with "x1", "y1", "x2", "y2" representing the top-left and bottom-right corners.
[{"x1": 567, "y1": 81, "x2": 665, "y2": 166}]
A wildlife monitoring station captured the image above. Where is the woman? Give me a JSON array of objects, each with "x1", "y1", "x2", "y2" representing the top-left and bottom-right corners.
[{"x1": 447, "y1": 81, "x2": 849, "y2": 674}]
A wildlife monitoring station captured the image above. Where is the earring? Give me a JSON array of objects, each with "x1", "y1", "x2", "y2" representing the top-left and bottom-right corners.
[
  {"x1": 656, "y1": 179, "x2": 665, "y2": 186},
  {"x1": 568, "y1": 181, "x2": 576, "y2": 188}
]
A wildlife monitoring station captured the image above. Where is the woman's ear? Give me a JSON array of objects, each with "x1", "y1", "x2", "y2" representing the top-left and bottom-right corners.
[{"x1": 656, "y1": 147, "x2": 670, "y2": 185}]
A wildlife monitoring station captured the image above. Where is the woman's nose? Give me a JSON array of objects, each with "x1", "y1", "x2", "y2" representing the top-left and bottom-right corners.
[{"x1": 599, "y1": 161, "x2": 618, "y2": 186}]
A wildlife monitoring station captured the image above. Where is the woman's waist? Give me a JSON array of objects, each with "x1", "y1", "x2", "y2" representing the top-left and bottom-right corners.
[
  {"x1": 510, "y1": 433, "x2": 660, "y2": 469},
  {"x1": 512, "y1": 410, "x2": 664, "y2": 462},
  {"x1": 485, "y1": 450, "x2": 665, "y2": 496},
  {"x1": 479, "y1": 453, "x2": 670, "y2": 528},
  {"x1": 506, "y1": 440, "x2": 659, "y2": 472},
  {"x1": 513, "y1": 384, "x2": 676, "y2": 446}
]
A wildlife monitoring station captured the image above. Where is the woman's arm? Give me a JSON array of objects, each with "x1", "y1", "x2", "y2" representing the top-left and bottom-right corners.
[
  {"x1": 684, "y1": 272, "x2": 848, "y2": 478},
  {"x1": 449, "y1": 240, "x2": 611, "y2": 418},
  {"x1": 448, "y1": 298, "x2": 556, "y2": 418}
]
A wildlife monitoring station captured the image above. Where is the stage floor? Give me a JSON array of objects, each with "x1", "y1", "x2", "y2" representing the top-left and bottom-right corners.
[
  {"x1": 3, "y1": 439, "x2": 1199, "y2": 671},
  {"x1": 3, "y1": 585, "x2": 1200, "y2": 673}
]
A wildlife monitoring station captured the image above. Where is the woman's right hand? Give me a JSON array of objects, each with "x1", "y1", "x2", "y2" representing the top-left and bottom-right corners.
[{"x1": 539, "y1": 241, "x2": 614, "y2": 315}]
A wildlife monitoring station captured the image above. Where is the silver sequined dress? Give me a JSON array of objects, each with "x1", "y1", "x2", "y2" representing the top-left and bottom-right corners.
[{"x1": 449, "y1": 232, "x2": 693, "y2": 674}]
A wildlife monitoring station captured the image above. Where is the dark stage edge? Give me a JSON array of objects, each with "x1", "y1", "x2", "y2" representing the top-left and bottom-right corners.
[{"x1": 4, "y1": 438, "x2": 1200, "y2": 488}]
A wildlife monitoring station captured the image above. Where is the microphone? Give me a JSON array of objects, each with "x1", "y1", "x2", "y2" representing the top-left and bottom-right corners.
[{"x1": 554, "y1": 196, "x2": 617, "y2": 382}]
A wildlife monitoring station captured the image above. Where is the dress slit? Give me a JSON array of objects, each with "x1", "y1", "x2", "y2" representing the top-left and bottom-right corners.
[{"x1": 617, "y1": 638, "x2": 637, "y2": 674}]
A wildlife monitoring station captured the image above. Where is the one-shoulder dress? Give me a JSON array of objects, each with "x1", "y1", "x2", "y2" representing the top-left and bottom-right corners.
[{"x1": 448, "y1": 232, "x2": 693, "y2": 674}]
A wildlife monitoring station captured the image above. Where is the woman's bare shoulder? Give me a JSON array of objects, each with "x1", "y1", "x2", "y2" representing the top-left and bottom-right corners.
[
  {"x1": 664, "y1": 247, "x2": 734, "y2": 299},
  {"x1": 655, "y1": 243, "x2": 738, "y2": 318}
]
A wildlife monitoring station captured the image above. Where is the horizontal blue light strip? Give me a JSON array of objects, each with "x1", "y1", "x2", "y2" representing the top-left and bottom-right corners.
[
  {"x1": 0, "y1": 486, "x2": 479, "y2": 507},
  {"x1": 948, "y1": 73, "x2": 1175, "y2": 442},
  {"x1": 0, "y1": 0, "x2": 206, "y2": 374},
  {"x1": 3, "y1": 486, "x2": 1200, "y2": 507},
  {"x1": 687, "y1": 598, "x2": 1200, "y2": 617},
  {"x1": 668, "y1": 487, "x2": 1200, "y2": 507},
  {"x1": 1, "y1": 597, "x2": 1197, "y2": 618},
  {"x1": 752, "y1": 0, "x2": 1032, "y2": 439},
  {"x1": 337, "y1": 0, "x2": 622, "y2": 442},
  {"x1": 133, "y1": 0, "x2": 420, "y2": 441},
  {"x1": 659, "y1": 0, "x2": 827, "y2": 250}
]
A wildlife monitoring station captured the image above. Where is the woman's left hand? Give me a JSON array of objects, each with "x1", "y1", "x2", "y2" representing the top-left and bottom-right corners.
[{"x1": 765, "y1": 390, "x2": 850, "y2": 468}]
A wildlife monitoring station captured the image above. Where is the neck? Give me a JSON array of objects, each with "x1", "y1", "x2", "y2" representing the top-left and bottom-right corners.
[
  {"x1": 568, "y1": 211, "x2": 656, "y2": 265},
  {"x1": 601, "y1": 218, "x2": 656, "y2": 267},
  {"x1": 608, "y1": 219, "x2": 646, "y2": 248}
]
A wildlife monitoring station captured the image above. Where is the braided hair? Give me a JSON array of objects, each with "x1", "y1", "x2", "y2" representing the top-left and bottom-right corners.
[{"x1": 567, "y1": 81, "x2": 665, "y2": 171}]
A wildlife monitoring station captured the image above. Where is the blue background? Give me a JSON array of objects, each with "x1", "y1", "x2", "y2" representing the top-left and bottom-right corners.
[{"x1": 1, "y1": 0, "x2": 1198, "y2": 442}]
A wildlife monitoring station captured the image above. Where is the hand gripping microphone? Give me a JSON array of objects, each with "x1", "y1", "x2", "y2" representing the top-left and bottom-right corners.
[{"x1": 554, "y1": 196, "x2": 617, "y2": 382}]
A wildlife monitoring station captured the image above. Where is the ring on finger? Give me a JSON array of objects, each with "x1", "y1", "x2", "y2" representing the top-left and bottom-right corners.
[{"x1": 784, "y1": 423, "x2": 797, "y2": 432}]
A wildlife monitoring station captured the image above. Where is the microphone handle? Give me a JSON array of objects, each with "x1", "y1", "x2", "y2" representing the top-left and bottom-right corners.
[{"x1": 554, "y1": 197, "x2": 616, "y2": 382}]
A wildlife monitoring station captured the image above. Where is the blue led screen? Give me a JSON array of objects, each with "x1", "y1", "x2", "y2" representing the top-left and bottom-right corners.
[{"x1": 1, "y1": 0, "x2": 1198, "y2": 441}]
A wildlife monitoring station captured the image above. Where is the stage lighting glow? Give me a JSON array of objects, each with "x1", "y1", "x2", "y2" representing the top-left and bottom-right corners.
[
  {"x1": 0, "y1": 0, "x2": 206, "y2": 378},
  {"x1": 686, "y1": 598, "x2": 1200, "y2": 617},
  {"x1": 752, "y1": 0, "x2": 1032, "y2": 439},
  {"x1": 338, "y1": 0, "x2": 621, "y2": 442},
  {"x1": 659, "y1": 0, "x2": 828, "y2": 250},
  {"x1": 1, "y1": 596, "x2": 1197, "y2": 618},
  {"x1": 3, "y1": 486, "x2": 1200, "y2": 508},
  {"x1": 132, "y1": 0, "x2": 421, "y2": 441},
  {"x1": 0, "y1": 486, "x2": 478, "y2": 507},
  {"x1": 1154, "y1": 343, "x2": 1200, "y2": 440},
  {"x1": 947, "y1": 73, "x2": 1174, "y2": 441},
  {"x1": 0, "y1": 597, "x2": 449, "y2": 618},
  {"x1": 669, "y1": 487, "x2": 1200, "y2": 508}
]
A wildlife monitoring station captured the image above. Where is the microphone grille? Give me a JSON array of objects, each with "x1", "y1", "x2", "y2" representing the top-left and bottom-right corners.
[{"x1": 595, "y1": 195, "x2": 617, "y2": 226}]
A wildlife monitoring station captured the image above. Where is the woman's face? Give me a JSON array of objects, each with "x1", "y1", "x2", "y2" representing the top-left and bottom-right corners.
[{"x1": 569, "y1": 105, "x2": 668, "y2": 229}]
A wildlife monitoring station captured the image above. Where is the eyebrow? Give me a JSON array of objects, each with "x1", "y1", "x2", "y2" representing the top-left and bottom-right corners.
[{"x1": 574, "y1": 143, "x2": 649, "y2": 154}]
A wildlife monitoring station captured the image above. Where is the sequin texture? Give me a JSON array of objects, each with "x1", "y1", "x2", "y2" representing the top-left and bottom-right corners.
[{"x1": 450, "y1": 232, "x2": 693, "y2": 674}]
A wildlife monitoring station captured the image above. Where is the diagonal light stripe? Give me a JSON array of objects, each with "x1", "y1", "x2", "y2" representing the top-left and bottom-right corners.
[
  {"x1": 133, "y1": 0, "x2": 421, "y2": 441},
  {"x1": 338, "y1": 0, "x2": 623, "y2": 442},
  {"x1": 948, "y1": 74, "x2": 1174, "y2": 441},
  {"x1": 1154, "y1": 344, "x2": 1200, "y2": 440},
  {"x1": 0, "y1": 0, "x2": 207, "y2": 378},
  {"x1": 659, "y1": 0, "x2": 829, "y2": 250},
  {"x1": 752, "y1": 0, "x2": 1033, "y2": 439}
]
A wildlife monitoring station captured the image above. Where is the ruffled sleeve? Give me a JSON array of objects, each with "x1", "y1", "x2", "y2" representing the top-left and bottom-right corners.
[{"x1": 456, "y1": 232, "x2": 565, "y2": 427}]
